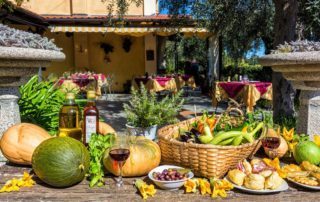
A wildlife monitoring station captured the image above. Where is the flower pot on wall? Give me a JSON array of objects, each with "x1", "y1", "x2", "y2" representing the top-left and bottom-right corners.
[{"x1": 126, "y1": 124, "x2": 158, "y2": 141}]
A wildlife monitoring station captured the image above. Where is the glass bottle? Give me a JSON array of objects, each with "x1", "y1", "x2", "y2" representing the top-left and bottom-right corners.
[
  {"x1": 83, "y1": 91, "x2": 99, "y2": 145},
  {"x1": 58, "y1": 92, "x2": 82, "y2": 141}
]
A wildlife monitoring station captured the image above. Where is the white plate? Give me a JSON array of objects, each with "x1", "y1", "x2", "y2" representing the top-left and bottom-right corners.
[
  {"x1": 148, "y1": 165, "x2": 194, "y2": 190},
  {"x1": 287, "y1": 177, "x2": 320, "y2": 190},
  {"x1": 225, "y1": 177, "x2": 289, "y2": 194}
]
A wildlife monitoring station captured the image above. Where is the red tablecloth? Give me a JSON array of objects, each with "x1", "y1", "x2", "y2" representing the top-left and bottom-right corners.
[
  {"x1": 154, "y1": 77, "x2": 172, "y2": 87},
  {"x1": 218, "y1": 82, "x2": 271, "y2": 98},
  {"x1": 213, "y1": 81, "x2": 273, "y2": 112},
  {"x1": 132, "y1": 77, "x2": 177, "y2": 92}
]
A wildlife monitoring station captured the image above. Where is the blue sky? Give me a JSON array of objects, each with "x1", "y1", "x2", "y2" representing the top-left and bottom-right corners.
[{"x1": 246, "y1": 42, "x2": 266, "y2": 58}]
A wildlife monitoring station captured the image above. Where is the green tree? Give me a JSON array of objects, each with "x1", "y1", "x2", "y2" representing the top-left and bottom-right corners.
[{"x1": 298, "y1": 0, "x2": 320, "y2": 40}]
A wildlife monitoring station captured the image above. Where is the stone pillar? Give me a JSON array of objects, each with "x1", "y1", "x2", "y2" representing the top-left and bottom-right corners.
[
  {"x1": 0, "y1": 66, "x2": 38, "y2": 162},
  {"x1": 0, "y1": 95, "x2": 21, "y2": 135},
  {"x1": 259, "y1": 51, "x2": 320, "y2": 139},
  {"x1": 207, "y1": 35, "x2": 219, "y2": 83},
  {"x1": 297, "y1": 90, "x2": 320, "y2": 139}
]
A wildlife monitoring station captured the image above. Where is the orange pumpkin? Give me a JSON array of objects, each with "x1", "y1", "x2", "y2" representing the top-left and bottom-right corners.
[
  {"x1": 99, "y1": 122, "x2": 116, "y2": 135},
  {"x1": 0, "y1": 123, "x2": 51, "y2": 165},
  {"x1": 103, "y1": 136, "x2": 161, "y2": 177},
  {"x1": 80, "y1": 121, "x2": 115, "y2": 135}
]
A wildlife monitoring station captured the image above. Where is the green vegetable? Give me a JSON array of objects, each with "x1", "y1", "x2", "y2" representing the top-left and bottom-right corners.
[
  {"x1": 219, "y1": 136, "x2": 238, "y2": 145},
  {"x1": 210, "y1": 122, "x2": 264, "y2": 145},
  {"x1": 32, "y1": 137, "x2": 89, "y2": 187},
  {"x1": 19, "y1": 75, "x2": 65, "y2": 135},
  {"x1": 293, "y1": 141, "x2": 320, "y2": 165},
  {"x1": 88, "y1": 133, "x2": 115, "y2": 187},
  {"x1": 243, "y1": 122, "x2": 264, "y2": 143},
  {"x1": 232, "y1": 135, "x2": 243, "y2": 146},
  {"x1": 210, "y1": 131, "x2": 243, "y2": 145},
  {"x1": 198, "y1": 124, "x2": 214, "y2": 144}
]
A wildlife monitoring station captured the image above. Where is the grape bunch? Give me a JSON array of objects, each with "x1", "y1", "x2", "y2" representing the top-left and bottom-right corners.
[{"x1": 152, "y1": 169, "x2": 188, "y2": 181}]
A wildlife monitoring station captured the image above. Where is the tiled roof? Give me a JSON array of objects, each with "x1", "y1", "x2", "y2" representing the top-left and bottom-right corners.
[
  {"x1": 42, "y1": 15, "x2": 171, "y2": 21},
  {"x1": 43, "y1": 14, "x2": 192, "y2": 22}
]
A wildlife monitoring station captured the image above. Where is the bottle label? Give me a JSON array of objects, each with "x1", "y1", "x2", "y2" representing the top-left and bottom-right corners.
[{"x1": 85, "y1": 116, "x2": 97, "y2": 143}]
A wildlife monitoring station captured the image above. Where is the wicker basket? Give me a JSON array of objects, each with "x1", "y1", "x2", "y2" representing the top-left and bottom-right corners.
[{"x1": 158, "y1": 117, "x2": 261, "y2": 178}]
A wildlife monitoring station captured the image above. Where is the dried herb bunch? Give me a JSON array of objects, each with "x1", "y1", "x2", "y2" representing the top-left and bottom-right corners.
[
  {"x1": 272, "y1": 40, "x2": 320, "y2": 54},
  {"x1": 0, "y1": 24, "x2": 61, "y2": 51}
]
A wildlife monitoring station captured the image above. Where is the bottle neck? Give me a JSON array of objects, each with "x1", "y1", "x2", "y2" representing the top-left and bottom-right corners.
[
  {"x1": 87, "y1": 98, "x2": 96, "y2": 106},
  {"x1": 65, "y1": 98, "x2": 76, "y2": 105}
]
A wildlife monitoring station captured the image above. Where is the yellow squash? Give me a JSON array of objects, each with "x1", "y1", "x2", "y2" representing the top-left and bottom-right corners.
[{"x1": 0, "y1": 123, "x2": 51, "y2": 165}]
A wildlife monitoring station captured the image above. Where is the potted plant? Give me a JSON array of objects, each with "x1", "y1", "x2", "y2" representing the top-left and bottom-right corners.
[{"x1": 124, "y1": 85, "x2": 184, "y2": 140}]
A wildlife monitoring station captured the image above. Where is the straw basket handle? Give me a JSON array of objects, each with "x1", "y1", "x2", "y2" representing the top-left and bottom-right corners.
[
  {"x1": 225, "y1": 107, "x2": 244, "y2": 117},
  {"x1": 225, "y1": 98, "x2": 244, "y2": 117}
]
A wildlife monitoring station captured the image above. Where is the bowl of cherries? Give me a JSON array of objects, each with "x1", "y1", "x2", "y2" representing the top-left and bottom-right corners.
[{"x1": 148, "y1": 165, "x2": 194, "y2": 190}]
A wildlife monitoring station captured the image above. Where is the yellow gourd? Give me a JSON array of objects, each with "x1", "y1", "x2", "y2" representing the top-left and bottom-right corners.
[
  {"x1": 103, "y1": 136, "x2": 161, "y2": 177},
  {"x1": 0, "y1": 123, "x2": 51, "y2": 165}
]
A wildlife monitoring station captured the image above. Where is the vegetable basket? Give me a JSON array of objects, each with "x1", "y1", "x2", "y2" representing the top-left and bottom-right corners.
[{"x1": 157, "y1": 116, "x2": 261, "y2": 178}]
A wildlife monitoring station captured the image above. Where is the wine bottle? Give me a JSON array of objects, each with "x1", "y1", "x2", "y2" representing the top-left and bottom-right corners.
[{"x1": 83, "y1": 90, "x2": 99, "y2": 145}]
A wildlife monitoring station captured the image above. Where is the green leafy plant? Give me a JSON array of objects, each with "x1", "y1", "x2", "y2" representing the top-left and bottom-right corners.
[
  {"x1": 19, "y1": 75, "x2": 65, "y2": 135},
  {"x1": 88, "y1": 133, "x2": 115, "y2": 187},
  {"x1": 124, "y1": 85, "x2": 184, "y2": 128}
]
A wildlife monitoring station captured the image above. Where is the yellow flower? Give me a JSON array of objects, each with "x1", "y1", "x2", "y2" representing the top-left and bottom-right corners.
[
  {"x1": 209, "y1": 178, "x2": 233, "y2": 198},
  {"x1": 198, "y1": 179, "x2": 211, "y2": 195},
  {"x1": 242, "y1": 126, "x2": 248, "y2": 133},
  {"x1": 184, "y1": 179, "x2": 198, "y2": 193},
  {"x1": 0, "y1": 172, "x2": 35, "y2": 193},
  {"x1": 263, "y1": 158, "x2": 280, "y2": 170},
  {"x1": 135, "y1": 179, "x2": 156, "y2": 200},
  {"x1": 288, "y1": 142, "x2": 298, "y2": 153},
  {"x1": 314, "y1": 135, "x2": 320, "y2": 147},
  {"x1": 283, "y1": 127, "x2": 294, "y2": 142},
  {"x1": 263, "y1": 158, "x2": 287, "y2": 178},
  {"x1": 212, "y1": 189, "x2": 227, "y2": 198}
]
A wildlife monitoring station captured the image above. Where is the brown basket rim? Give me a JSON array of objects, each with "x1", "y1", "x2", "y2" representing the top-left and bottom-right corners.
[{"x1": 158, "y1": 117, "x2": 261, "y2": 150}]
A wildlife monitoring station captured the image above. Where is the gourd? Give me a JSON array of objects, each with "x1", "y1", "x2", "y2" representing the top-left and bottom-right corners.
[
  {"x1": 81, "y1": 121, "x2": 115, "y2": 135},
  {"x1": 32, "y1": 137, "x2": 89, "y2": 187},
  {"x1": 264, "y1": 129, "x2": 288, "y2": 159},
  {"x1": 0, "y1": 123, "x2": 51, "y2": 165},
  {"x1": 103, "y1": 136, "x2": 161, "y2": 177},
  {"x1": 99, "y1": 122, "x2": 116, "y2": 135}
]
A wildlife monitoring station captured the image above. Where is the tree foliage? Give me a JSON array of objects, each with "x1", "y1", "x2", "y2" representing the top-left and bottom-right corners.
[
  {"x1": 160, "y1": 1, "x2": 274, "y2": 60},
  {"x1": 298, "y1": 0, "x2": 320, "y2": 40},
  {"x1": 101, "y1": 0, "x2": 142, "y2": 23},
  {"x1": 164, "y1": 35, "x2": 207, "y2": 73}
]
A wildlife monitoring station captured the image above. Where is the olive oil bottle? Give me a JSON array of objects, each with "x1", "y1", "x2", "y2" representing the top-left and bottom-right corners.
[
  {"x1": 83, "y1": 91, "x2": 99, "y2": 145},
  {"x1": 58, "y1": 92, "x2": 82, "y2": 141}
]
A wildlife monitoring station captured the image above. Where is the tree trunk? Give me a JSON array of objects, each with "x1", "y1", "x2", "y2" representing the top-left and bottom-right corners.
[
  {"x1": 156, "y1": 36, "x2": 167, "y2": 72},
  {"x1": 272, "y1": 0, "x2": 298, "y2": 119}
]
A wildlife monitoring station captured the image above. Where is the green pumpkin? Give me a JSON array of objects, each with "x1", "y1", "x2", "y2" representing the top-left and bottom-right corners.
[{"x1": 32, "y1": 137, "x2": 89, "y2": 187}]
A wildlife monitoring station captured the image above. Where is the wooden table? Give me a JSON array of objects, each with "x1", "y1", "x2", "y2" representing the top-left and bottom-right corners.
[
  {"x1": 213, "y1": 81, "x2": 273, "y2": 112},
  {"x1": 0, "y1": 163, "x2": 318, "y2": 202},
  {"x1": 174, "y1": 75, "x2": 196, "y2": 90},
  {"x1": 132, "y1": 77, "x2": 177, "y2": 93}
]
